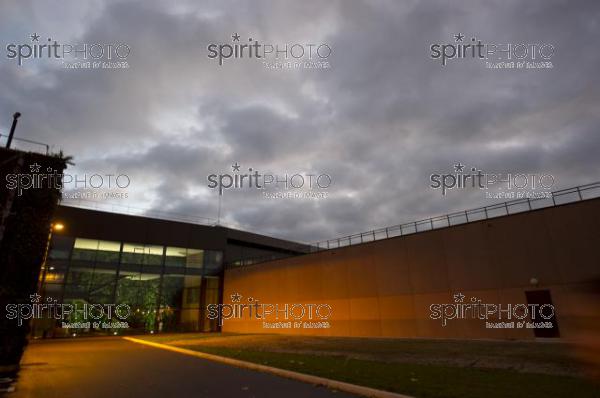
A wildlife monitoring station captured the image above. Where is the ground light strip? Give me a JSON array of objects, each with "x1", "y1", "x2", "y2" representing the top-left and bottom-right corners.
[{"x1": 123, "y1": 336, "x2": 413, "y2": 398}]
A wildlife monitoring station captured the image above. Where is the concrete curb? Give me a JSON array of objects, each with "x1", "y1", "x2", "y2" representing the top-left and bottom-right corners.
[{"x1": 123, "y1": 337, "x2": 413, "y2": 398}]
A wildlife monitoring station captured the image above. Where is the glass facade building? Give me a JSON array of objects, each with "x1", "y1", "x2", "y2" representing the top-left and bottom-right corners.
[
  {"x1": 39, "y1": 235, "x2": 223, "y2": 336},
  {"x1": 35, "y1": 205, "x2": 304, "y2": 337}
]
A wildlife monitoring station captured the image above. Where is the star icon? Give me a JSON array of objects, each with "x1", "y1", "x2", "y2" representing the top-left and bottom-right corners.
[
  {"x1": 453, "y1": 293, "x2": 465, "y2": 303},
  {"x1": 231, "y1": 292, "x2": 242, "y2": 303},
  {"x1": 232, "y1": 162, "x2": 241, "y2": 172},
  {"x1": 454, "y1": 163, "x2": 465, "y2": 172},
  {"x1": 30, "y1": 293, "x2": 42, "y2": 303},
  {"x1": 30, "y1": 163, "x2": 41, "y2": 173},
  {"x1": 231, "y1": 33, "x2": 241, "y2": 42},
  {"x1": 454, "y1": 33, "x2": 465, "y2": 42},
  {"x1": 30, "y1": 33, "x2": 40, "y2": 42}
]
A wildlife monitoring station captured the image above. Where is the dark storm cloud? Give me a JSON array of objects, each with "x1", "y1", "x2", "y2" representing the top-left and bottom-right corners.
[{"x1": 1, "y1": 0, "x2": 599, "y2": 242}]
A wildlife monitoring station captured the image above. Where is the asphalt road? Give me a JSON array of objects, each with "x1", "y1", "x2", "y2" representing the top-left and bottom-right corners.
[{"x1": 9, "y1": 337, "x2": 358, "y2": 398}]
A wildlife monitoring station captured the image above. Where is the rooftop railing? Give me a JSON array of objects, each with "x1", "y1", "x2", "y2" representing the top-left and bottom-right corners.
[
  {"x1": 0, "y1": 134, "x2": 50, "y2": 154},
  {"x1": 227, "y1": 181, "x2": 600, "y2": 267}
]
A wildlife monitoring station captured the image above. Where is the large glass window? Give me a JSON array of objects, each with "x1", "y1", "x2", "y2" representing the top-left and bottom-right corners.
[
  {"x1": 116, "y1": 271, "x2": 141, "y2": 302},
  {"x1": 71, "y1": 238, "x2": 120, "y2": 264},
  {"x1": 145, "y1": 245, "x2": 163, "y2": 266},
  {"x1": 41, "y1": 234, "x2": 226, "y2": 335},
  {"x1": 185, "y1": 287, "x2": 200, "y2": 304},
  {"x1": 122, "y1": 243, "x2": 164, "y2": 266},
  {"x1": 160, "y1": 275, "x2": 184, "y2": 308},
  {"x1": 159, "y1": 274, "x2": 184, "y2": 332},
  {"x1": 202, "y1": 276, "x2": 220, "y2": 331},
  {"x1": 88, "y1": 268, "x2": 117, "y2": 303},
  {"x1": 186, "y1": 249, "x2": 204, "y2": 268},
  {"x1": 165, "y1": 247, "x2": 187, "y2": 267},
  {"x1": 71, "y1": 239, "x2": 99, "y2": 262},
  {"x1": 96, "y1": 241, "x2": 121, "y2": 263},
  {"x1": 183, "y1": 276, "x2": 202, "y2": 307},
  {"x1": 121, "y1": 243, "x2": 146, "y2": 265},
  {"x1": 49, "y1": 235, "x2": 74, "y2": 260},
  {"x1": 165, "y1": 247, "x2": 204, "y2": 268},
  {"x1": 63, "y1": 266, "x2": 93, "y2": 303},
  {"x1": 63, "y1": 266, "x2": 117, "y2": 303},
  {"x1": 42, "y1": 269, "x2": 66, "y2": 298},
  {"x1": 203, "y1": 250, "x2": 223, "y2": 275},
  {"x1": 116, "y1": 271, "x2": 160, "y2": 332}
]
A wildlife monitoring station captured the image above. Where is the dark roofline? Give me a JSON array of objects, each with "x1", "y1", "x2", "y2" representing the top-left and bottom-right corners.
[{"x1": 55, "y1": 204, "x2": 304, "y2": 253}]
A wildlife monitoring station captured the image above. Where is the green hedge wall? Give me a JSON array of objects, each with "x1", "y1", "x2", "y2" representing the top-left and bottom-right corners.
[{"x1": 0, "y1": 147, "x2": 68, "y2": 370}]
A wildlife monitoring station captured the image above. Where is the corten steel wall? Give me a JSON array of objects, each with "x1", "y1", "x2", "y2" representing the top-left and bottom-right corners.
[{"x1": 222, "y1": 198, "x2": 600, "y2": 340}]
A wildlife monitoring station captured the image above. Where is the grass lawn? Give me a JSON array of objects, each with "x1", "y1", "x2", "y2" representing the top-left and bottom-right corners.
[{"x1": 137, "y1": 333, "x2": 599, "y2": 398}]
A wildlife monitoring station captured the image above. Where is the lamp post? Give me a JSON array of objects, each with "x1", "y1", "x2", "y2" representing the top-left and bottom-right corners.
[
  {"x1": 33, "y1": 222, "x2": 64, "y2": 338},
  {"x1": 5, "y1": 112, "x2": 21, "y2": 149},
  {"x1": 38, "y1": 222, "x2": 65, "y2": 295}
]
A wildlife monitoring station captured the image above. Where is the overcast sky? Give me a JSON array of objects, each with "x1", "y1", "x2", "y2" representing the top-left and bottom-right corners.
[{"x1": 1, "y1": 0, "x2": 599, "y2": 243}]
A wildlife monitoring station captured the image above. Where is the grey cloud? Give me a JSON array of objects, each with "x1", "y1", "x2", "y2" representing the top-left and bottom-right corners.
[{"x1": 1, "y1": 0, "x2": 599, "y2": 243}]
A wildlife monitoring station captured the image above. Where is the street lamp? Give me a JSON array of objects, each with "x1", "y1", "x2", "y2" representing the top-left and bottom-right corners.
[
  {"x1": 38, "y1": 222, "x2": 66, "y2": 293},
  {"x1": 33, "y1": 221, "x2": 65, "y2": 338}
]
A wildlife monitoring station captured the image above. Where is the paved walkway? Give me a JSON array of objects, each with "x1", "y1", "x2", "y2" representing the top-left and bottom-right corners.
[{"x1": 10, "y1": 337, "x2": 358, "y2": 398}]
